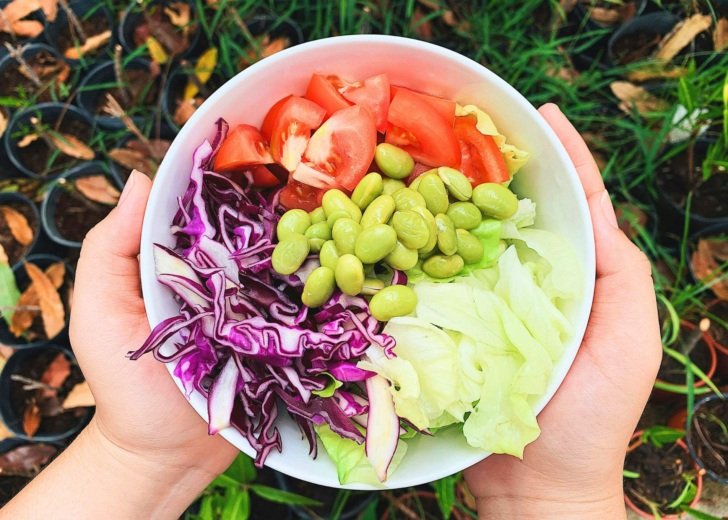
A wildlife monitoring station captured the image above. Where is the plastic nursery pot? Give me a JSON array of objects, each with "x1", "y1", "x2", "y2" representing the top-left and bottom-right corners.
[
  {"x1": 0, "y1": 254, "x2": 74, "y2": 349},
  {"x1": 607, "y1": 11, "x2": 680, "y2": 66},
  {"x1": 76, "y1": 58, "x2": 162, "y2": 131},
  {"x1": 107, "y1": 126, "x2": 176, "y2": 186},
  {"x1": 0, "y1": 192, "x2": 41, "y2": 269},
  {"x1": 41, "y1": 161, "x2": 120, "y2": 249},
  {"x1": 624, "y1": 431, "x2": 703, "y2": 519},
  {"x1": 42, "y1": 0, "x2": 114, "y2": 65},
  {"x1": 573, "y1": 0, "x2": 647, "y2": 29},
  {"x1": 704, "y1": 299, "x2": 728, "y2": 379},
  {"x1": 161, "y1": 65, "x2": 225, "y2": 132},
  {"x1": 3, "y1": 102, "x2": 95, "y2": 180},
  {"x1": 118, "y1": 0, "x2": 205, "y2": 62},
  {"x1": 0, "y1": 345, "x2": 92, "y2": 442},
  {"x1": 0, "y1": 438, "x2": 62, "y2": 507},
  {"x1": 0, "y1": 43, "x2": 71, "y2": 103},
  {"x1": 687, "y1": 393, "x2": 728, "y2": 484}
]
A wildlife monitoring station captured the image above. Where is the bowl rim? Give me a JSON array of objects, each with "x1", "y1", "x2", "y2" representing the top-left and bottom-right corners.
[{"x1": 139, "y1": 34, "x2": 597, "y2": 490}]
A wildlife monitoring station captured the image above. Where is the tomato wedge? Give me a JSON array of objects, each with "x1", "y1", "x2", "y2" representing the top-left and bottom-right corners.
[
  {"x1": 453, "y1": 115, "x2": 509, "y2": 185},
  {"x1": 305, "y1": 74, "x2": 351, "y2": 119},
  {"x1": 386, "y1": 89, "x2": 460, "y2": 168},
  {"x1": 279, "y1": 179, "x2": 324, "y2": 212},
  {"x1": 262, "y1": 96, "x2": 326, "y2": 171},
  {"x1": 390, "y1": 85, "x2": 455, "y2": 126},
  {"x1": 261, "y1": 95, "x2": 291, "y2": 141},
  {"x1": 340, "y1": 73, "x2": 390, "y2": 133},
  {"x1": 213, "y1": 124, "x2": 273, "y2": 172},
  {"x1": 294, "y1": 105, "x2": 377, "y2": 191}
]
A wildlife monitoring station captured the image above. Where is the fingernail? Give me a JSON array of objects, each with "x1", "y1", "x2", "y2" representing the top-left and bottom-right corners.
[
  {"x1": 118, "y1": 170, "x2": 138, "y2": 207},
  {"x1": 600, "y1": 190, "x2": 618, "y2": 229}
]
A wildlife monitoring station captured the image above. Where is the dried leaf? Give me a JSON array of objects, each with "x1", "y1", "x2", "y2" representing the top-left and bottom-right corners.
[
  {"x1": 62, "y1": 381, "x2": 95, "y2": 409},
  {"x1": 145, "y1": 35, "x2": 169, "y2": 64},
  {"x1": 22, "y1": 400, "x2": 40, "y2": 437},
  {"x1": 174, "y1": 98, "x2": 197, "y2": 126},
  {"x1": 692, "y1": 239, "x2": 728, "y2": 301},
  {"x1": 183, "y1": 47, "x2": 217, "y2": 101},
  {"x1": 714, "y1": 18, "x2": 728, "y2": 52},
  {"x1": 63, "y1": 29, "x2": 112, "y2": 60},
  {"x1": 0, "y1": 109, "x2": 7, "y2": 139},
  {"x1": 0, "y1": 0, "x2": 40, "y2": 29},
  {"x1": 47, "y1": 132, "x2": 95, "y2": 160},
  {"x1": 24, "y1": 262, "x2": 64, "y2": 339},
  {"x1": 17, "y1": 133, "x2": 38, "y2": 148},
  {"x1": 147, "y1": 9, "x2": 187, "y2": 56},
  {"x1": 10, "y1": 262, "x2": 64, "y2": 338},
  {"x1": 0, "y1": 206, "x2": 33, "y2": 246},
  {"x1": 0, "y1": 443, "x2": 57, "y2": 477},
  {"x1": 9, "y1": 18, "x2": 43, "y2": 37},
  {"x1": 138, "y1": 138, "x2": 170, "y2": 160},
  {"x1": 610, "y1": 81, "x2": 668, "y2": 115},
  {"x1": 74, "y1": 175, "x2": 120, "y2": 205},
  {"x1": 261, "y1": 37, "x2": 288, "y2": 58},
  {"x1": 40, "y1": 352, "x2": 70, "y2": 392},
  {"x1": 656, "y1": 14, "x2": 712, "y2": 61},
  {"x1": 108, "y1": 148, "x2": 155, "y2": 174},
  {"x1": 164, "y1": 2, "x2": 190, "y2": 28},
  {"x1": 38, "y1": 0, "x2": 56, "y2": 22},
  {"x1": 627, "y1": 65, "x2": 687, "y2": 83}
]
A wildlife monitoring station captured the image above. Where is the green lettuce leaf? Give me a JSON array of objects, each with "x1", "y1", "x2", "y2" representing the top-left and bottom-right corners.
[{"x1": 0, "y1": 260, "x2": 20, "y2": 326}]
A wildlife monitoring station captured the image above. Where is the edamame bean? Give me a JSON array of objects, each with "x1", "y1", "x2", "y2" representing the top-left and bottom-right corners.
[
  {"x1": 308, "y1": 238, "x2": 325, "y2": 252},
  {"x1": 302, "y1": 266, "x2": 335, "y2": 307},
  {"x1": 305, "y1": 221, "x2": 332, "y2": 241},
  {"x1": 309, "y1": 207, "x2": 326, "y2": 224},
  {"x1": 384, "y1": 241, "x2": 419, "y2": 271},
  {"x1": 392, "y1": 188, "x2": 426, "y2": 211},
  {"x1": 319, "y1": 240, "x2": 340, "y2": 270},
  {"x1": 332, "y1": 218, "x2": 362, "y2": 255},
  {"x1": 391, "y1": 210, "x2": 430, "y2": 250},
  {"x1": 435, "y1": 214, "x2": 458, "y2": 255},
  {"x1": 422, "y1": 254, "x2": 464, "y2": 279},
  {"x1": 410, "y1": 206, "x2": 437, "y2": 255},
  {"x1": 354, "y1": 224, "x2": 397, "y2": 263},
  {"x1": 361, "y1": 278, "x2": 385, "y2": 295},
  {"x1": 369, "y1": 285, "x2": 418, "y2": 321},
  {"x1": 446, "y1": 202, "x2": 482, "y2": 230},
  {"x1": 417, "y1": 174, "x2": 449, "y2": 216},
  {"x1": 437, "y1": 167, "x2": 473, "y2": 201},
  {"x1": 326, "y1": 210, "x2": 351, "y2": 228},
  {"x1": 374, "y1": 143, "x2": 414, "y2": 179},
  {"x1": 408, "y1": 169, "x2": 436, "y2": 191},
  {"x1": 322, "y1": 189, "x2": 362, "y2": 222},
  {"x1": 471, "y1": 183, "x2": 518, "y2": 220},
  {"x1": 382, "y1": 178, "x2": 406, "y2": 196},
  {"x1": 456, "y1": 229, "x2": 484, "y2": 264},
  {"x1": 351, "y1": 173, "x2": 383, "y2": 209},
  {"x1": 360, "y1": 195, "x2": 396, "y2": 228},
  {"x1": 272, "y1": 234, "x2": 310, "y2": 275},
  {"x1": 335, "y1": 254, "x2": 365, "y2": 296},
  {"x1": 277, "y1": 209, "x2": 311, "y2": 241}
]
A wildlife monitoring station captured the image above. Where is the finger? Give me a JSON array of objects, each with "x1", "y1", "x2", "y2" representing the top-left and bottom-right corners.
[{"x1": 538, "y1": 103, "x2": 605, "y2": 198}]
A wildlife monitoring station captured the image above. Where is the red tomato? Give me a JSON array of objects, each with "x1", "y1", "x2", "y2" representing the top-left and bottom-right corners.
[
  {"x1": 250, "y1": 165, "x2": 281, "y2": 187},
  {"x1": 213, "y1": 124, "x2": 273, "y2": 172},
  {"x1": 305, "y1": 74, "x2": 351, "y2": 119},
  {"x1": 279, "y1": 179, "x2": 323, "y2": 212},
  {"x1": 386, "y1": 89, "x2": 460, "y2": 168},
  {"x1": 297, "y1": 105, "x2": 377, "y2": 191},
  {"x1": 340, "y1": 73, "x2": 390, "y2": 133},
  {"x1": 262, "y1": 96, "x2": 326, "y2": 171},
  {"x1": 453, "y1": 116, "x2": 509, "y2": 184},
  {"x1": 261, "y1": 95, "x2": 291, "y2": 141},
  {"x1": 390, "y1": 85, "x2": 455, "y2": 126}
]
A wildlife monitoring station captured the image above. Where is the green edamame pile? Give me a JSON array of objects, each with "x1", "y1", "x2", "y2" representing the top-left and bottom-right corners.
[{"x1": 271, "y1": 143, "x2": 519, "y2": 318}]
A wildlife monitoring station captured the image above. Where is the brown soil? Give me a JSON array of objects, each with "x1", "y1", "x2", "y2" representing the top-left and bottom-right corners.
[
  {"x1": 15, "y1": 118, "x2": 92, "y2": 177},
  {"x1": 57, "y1": 14, "x2": 111, "y2": 59},
  {"x1": 657, "y1": 336, "x2": 712, "y2": 384},
  {"x1": 0, "y1": 202, "x2": 37, "y2": 265},
  {"x1": 53, "y1": 179, "x2": 113, "y2": 243},
  {"x1": 0, "y1": 50, "x2": 68, "y2": 103},
  {"x1": 624, "y1": 442, "x2": 692, "y2": 516},
  {"x1": 0, "y1": 476, "x2": 30, "y2": 506},
  {"x1": 689, "y1": 400, "x2": 728, "y2": 479},
  {"x1": 611, "y1": 31, "x2": 663, "y2": 65},
  {"x1": 93, "y1": 68, "x2": 159, "y2": 114}
]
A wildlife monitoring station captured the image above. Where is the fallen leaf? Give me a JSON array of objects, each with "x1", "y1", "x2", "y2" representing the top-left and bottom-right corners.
[
  {"x1": 610, "y1": 81, "x2": 668, "y2": 115},
  {"x1": 627, "y1": 65, "x2": 687, "y2": 83},
  {"x1": 261, "y1": 36, "x2": 288, "y2": 58},
  {"x1": 145, "y1": 35, "x2": 169, "y2": 64},
  {"x1": 38, "y1": 0, "x2": 56, "y2": 22},
  {"x1": 22, "y1": 400, "x2": 40, "y2": 437},
  {"x1": 147, "y1": 8, "x2": 187, "y2": 56},
  {"x1": 17, "y1": 133, "x2": 38, "y2": 148},
  {"x1": 62, "y1": 381, "x2": 94, "y2": 409},
  {"x1": 108, "y1": 148, "x2": 156, "y2": 174},
  {"x1": 10, "y1": 262, "x2": 64, "y2": 338},
  {"x1": 47, "y1": 131, "x2": 95, "y2": 160},
  {"x1": 692, "y1": 239, "x2": 728, "y2": 301},
  {"x1": 8, "y1": 18, "x2": 43, "y2": 37},
  {"x1": 0, "y1": 206, "x2": 34, "y2": 246},
  {"x1": 0, "y1": 0, "x2": 40, "y2": 30},
  {"x1": 40, "y1": 352, "x2": 70, "y2": 393},
  {"x1": 183, "y1": 47, "x2": 217, "y2": 101},
  {"x1": 138, "y1": 138, "x2": 171, "y2": 160},
  {"x1": 656, "y1": 14, "x2": 712, "y2": 61},
  {"x1": 164, "y1": 2, "x2": 190, "y2": 28},
  {"x1": 714, "y1": 18, "x2": 728, "y2": 52},
  {"x1": 0, "y1": 443, "x2": 57, "y2": 477},
  {"x1": 63, "y1": 29, "x2": 112, "y2": 60},
  {"x1": 174, "y1": 98, "x2": 197, "y2": 126},
  {"x1": 74, "y1": 175, "x2": 120, "y2": 205},
  {"x1": 24, "y1": 262, "x2": 64, "y2": 339},
  {"x1": 0, "y1": 109, "x2": 7, "y2": 139}
]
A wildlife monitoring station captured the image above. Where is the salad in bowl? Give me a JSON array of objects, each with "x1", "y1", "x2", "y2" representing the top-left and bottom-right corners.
[{"x1": 134, "y1": 36, "x2": 595, "y2": 490}]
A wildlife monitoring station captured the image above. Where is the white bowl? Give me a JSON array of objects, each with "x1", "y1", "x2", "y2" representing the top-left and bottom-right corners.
[{"x1": 140, "y1": 35, "x2": 596, "y2": 490}]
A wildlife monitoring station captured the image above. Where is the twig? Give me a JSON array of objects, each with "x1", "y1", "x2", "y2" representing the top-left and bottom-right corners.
[
  {"x1": 694, "y1": 412, "x2": 727, "y2": 468},
  {"x1": 3, "y1": 43, "x2": 42, "y2": 87},
  {"x1": 112, "y1": 44, "x2": 130, "y2": 106},
  {"x1": 101, "y1": 94, "x2": 152, "y2": 154},
  {"x1": 10, "y1": 375, "x2": 58, "y2": 393},
  {"x1": 58, "y1": 0, "x2": 87, "y2": 43}
]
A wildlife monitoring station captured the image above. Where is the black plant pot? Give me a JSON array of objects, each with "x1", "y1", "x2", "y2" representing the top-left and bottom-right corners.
[
  {"x1": 42, "y1": 0, "x2": 115, "y2": 66},
  {"x1": 3, "y1": 102, "x2": 95, "y2": 180},
  {"x1": 573, "y1": 0, "x2": 647, "y2": 29},
  {"x1": 0, "y1": 437, "x2": 62, "y2": 506},
  {"x1": 0, "y1": 192, "x2": 41, "y2": 269},
  {"x1": 0, "y1": 345, "x2": 92, "y2": 442},
  {"x1": 76, "y1": 58, "x2": 162, "y2": 131},
  {"x1": 0, "y1": 254, "x2": 74, "y2": 350},
  {"x1": 161, "y1": 65, "x2": 225, "y2": 132},
  {"x1": 118, "y1": 0, "x2": 205, "y2": 62},
  {"x1": 0, "y1": 43, "x2": 71, "y2": 103},
  {"x1": 107, "y1": 125, "x2": 176, "y2": 186},
  {"x1": 0, "y1": 1, "x2": 46, "y2": 59},
  {"x1": 687, "y1": 392, "x2": 728, "y2": 485},
  {"x1": 41, "y1": 161, "x2": 120, "y2": 249},
  {"x1": 607, "y1": 12, "x2": 681, "y2": 66}
]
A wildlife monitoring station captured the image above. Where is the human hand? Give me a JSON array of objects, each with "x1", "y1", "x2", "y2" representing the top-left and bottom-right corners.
[{"x1": 464, "y1": 104, "x2": 662, "y2": 519}]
